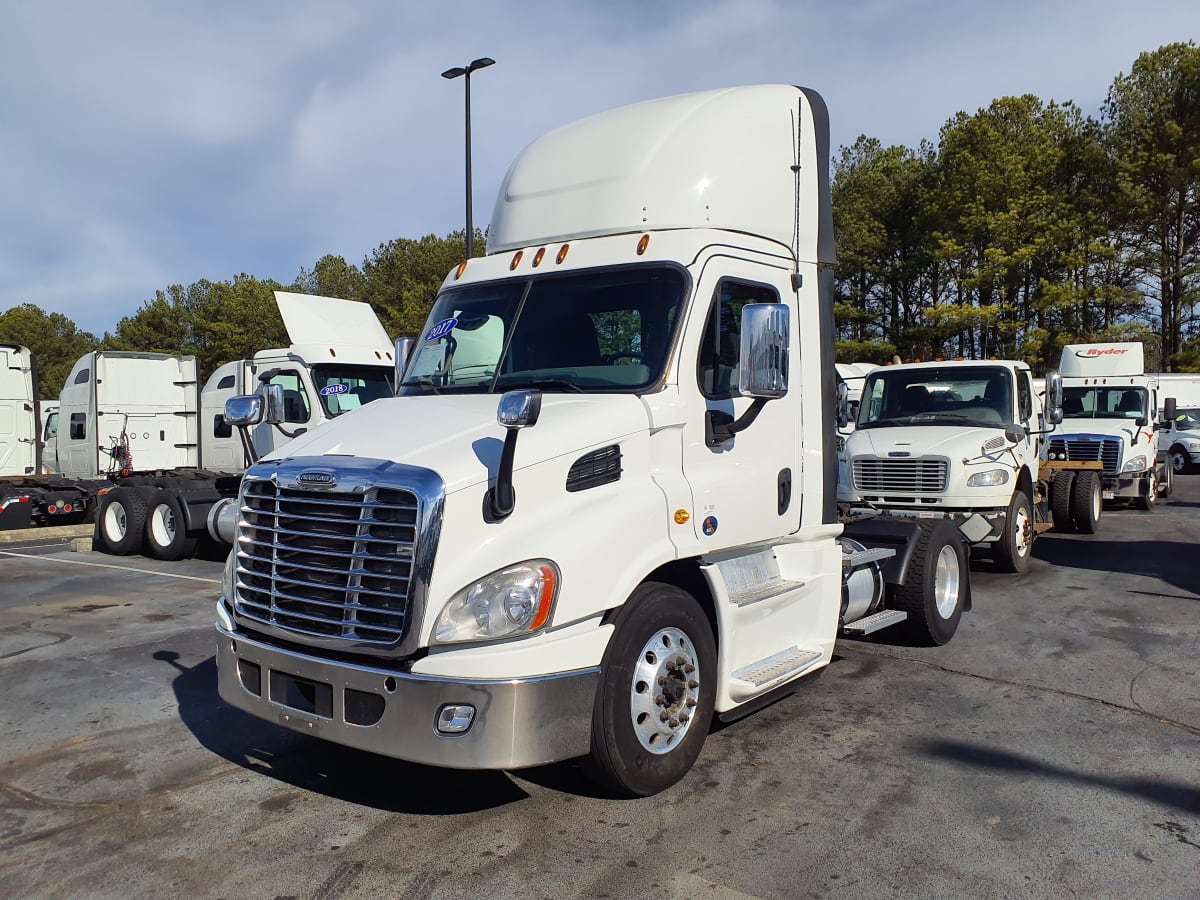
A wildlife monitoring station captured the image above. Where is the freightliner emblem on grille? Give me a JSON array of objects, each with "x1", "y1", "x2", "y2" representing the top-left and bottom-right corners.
[{"x1": 297, "y1": 470, "x2": 336, "y2": 486}]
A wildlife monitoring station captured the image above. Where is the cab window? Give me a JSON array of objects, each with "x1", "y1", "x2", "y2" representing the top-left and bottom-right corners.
[
  {"x1": 697, "y1": 280, "x2": 779, "y2": 398},
  {"x1": 43, "y1": 412, "x2": 58, "y2": 441},
  {"x1": 1018, "y1": 372, "x2": 1033, "y2": 421},
  {"x1": 267, "y1": 371, "x2": 311, "y2": 423}
]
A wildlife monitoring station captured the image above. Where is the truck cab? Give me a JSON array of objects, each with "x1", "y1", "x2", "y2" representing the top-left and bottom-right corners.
[
  {"x1": 0, "y1": 344, "x2": 38, "y2": 477},
  {"x1": 840, "y1": 359, "x2": 1051, "y2": 571},
  {"x1": 1155, "y1": 373, "x2": 1200, "y2": 475},
  {"x1": 1053, "y1": 343, "x2": 1173, "y2": 509},
  {"x1": 215, "y1": 85, "x2": 972, "y2": 797}
]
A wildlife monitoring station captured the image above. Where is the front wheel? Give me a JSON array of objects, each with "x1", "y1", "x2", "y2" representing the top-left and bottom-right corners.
[
  {"x1": 1170, "y1": 444, "x2": 1191, "y2": 475},
  {"x1": 992, "y1": 489, "x2": 1033, "y2": 573},
  {"x1": 891, "y1": 519, "x2": 968, "y2": 646},
  {"x1": 1134, "y1": 470, "x2": 1157, "y2": 510},
  {"x1": 586, "y1": 583, "x2": 716, "y2": 797}
]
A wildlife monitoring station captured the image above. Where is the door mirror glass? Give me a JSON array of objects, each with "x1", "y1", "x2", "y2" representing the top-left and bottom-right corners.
[
  {"x1": 1044, "y1": 371, "x2": 1063, "y2": 425},
  {"x1": 394, "y1": 337, "x2": 415, "y2": 395},
  {"x1": 1004, "y1": 424, "x2": 1024, "y2": 444},
  {"x1": 836, "y1": 380, "x2": 849, "y2": 429},
  {"x1": 1162, "y1": 397, "x2": 1177, "y2": 423},
  {"x1": 262, "y1": 383, "x2": 286, "y2": 424},
  {"x1": 737, "y1": 304, "x2": 789, "y2": 399}
]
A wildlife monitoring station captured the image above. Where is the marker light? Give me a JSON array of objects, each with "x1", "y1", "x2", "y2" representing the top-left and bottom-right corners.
[
  {"x1": 637, "y1": 234, "x2": 650, "y2": 255},
  {"x1": 532, "y1": 247, "x2": 546, "y2": 267},
  {"x1": 454, "y1": 260, "x2": 468, "y2": 279},
  {"x1": 556, "y1": 244, "x2": 570, "y2": 264},
  {"x1": 510, "y1": 250, "x2": 524, "y2": 270}
]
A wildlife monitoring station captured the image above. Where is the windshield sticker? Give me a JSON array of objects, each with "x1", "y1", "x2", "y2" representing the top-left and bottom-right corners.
[
  {"x1": 424, "y1": 317, "x2": 459, "y2": 342},
  {"x1": 319, "y1": 384, "x2": 349, "y2": 396}
]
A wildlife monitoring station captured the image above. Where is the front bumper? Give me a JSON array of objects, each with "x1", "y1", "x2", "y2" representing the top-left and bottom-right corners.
[
  {"x1": 1102, "y1": 471, "x2": 1151, "y2": 499},
  {"x1": 216, "y1": 623, "x2": 600, "y2": 770}
]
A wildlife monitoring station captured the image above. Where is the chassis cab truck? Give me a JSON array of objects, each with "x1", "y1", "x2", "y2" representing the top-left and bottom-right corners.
[
  {"x1": 1053, "y1": 343, "x2": 1175, "y2": 509},
  {"x1": 1155, "y1": 373, "x2": 1200, "y2": 475},
  {"x1": 215, "y1": 85, "x2": 972, "y2": 796},
  {"x1": 838, "y1": 360, "x2": 1100, "y2": 573}
]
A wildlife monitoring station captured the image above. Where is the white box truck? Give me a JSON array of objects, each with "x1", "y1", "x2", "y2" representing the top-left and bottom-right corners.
[
  {"x1": 215, "y1": 84, "x2": 974, "y2": 797},
  {"x1": 838, "y1": 359, "x2": 1097, "y2": 573},
  {"x1": 1155, "y1": 372, "x2": 1200, "y2": 474},
  {"x1": 1052, "y1": 342, "x2": 1175, "y2": 508}
]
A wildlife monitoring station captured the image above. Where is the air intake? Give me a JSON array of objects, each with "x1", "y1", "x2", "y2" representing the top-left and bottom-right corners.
[{"x1": 566, "y1": 445, "x2": 622, "y2": 492}]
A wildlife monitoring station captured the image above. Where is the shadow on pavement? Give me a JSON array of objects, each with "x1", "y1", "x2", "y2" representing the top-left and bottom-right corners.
[
  {"x1": 1033, "y1": 538, "x2": 1200, "y2": 598},
  {"x1": 919, "y1": 738, "x2": 1200, "y2": 815},
  {"x1": 153, "y1": 650, "x2": 532, "y2": 814}
]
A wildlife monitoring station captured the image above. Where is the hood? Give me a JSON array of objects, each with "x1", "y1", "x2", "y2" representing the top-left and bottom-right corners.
[
  {"x1": 847, "y1": 424, "x2": 1012, "y2": 459},
  {"x1": 261, "y1": 392, "x2": 651, "y2": 494}
]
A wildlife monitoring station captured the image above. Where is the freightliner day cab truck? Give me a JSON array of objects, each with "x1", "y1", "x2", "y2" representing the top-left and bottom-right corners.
[
  {"x1": 1155, "y1": 373, "x2": 1200, "y2": 474},
  {"x1": 215, "y1": 84, "x2": 975, "y2": 797},
  {"x1": 1052, "y1": 342, "x2": 1176, "y2": 509},
  {"x1": 0, "y1": 293, "x2": 395, "y2": 558},
  {"x1": 838, "y1": 359, "x2": 1102, "y2": 573}
]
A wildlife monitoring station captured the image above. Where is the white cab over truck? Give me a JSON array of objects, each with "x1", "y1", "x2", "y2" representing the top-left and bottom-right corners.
[
  {"x1": 215, "y1": 84, "x2": 975, "y2": 797},
  {"x1": 1053, "y1": 343, "x2": 1175, "y2": 510},
  {"x1": 838, "y1": 359, "x2": 1097, "y2": 573},
  {"x1": 1155, "y1": 373, "x2": 1200, "y2": 474}
]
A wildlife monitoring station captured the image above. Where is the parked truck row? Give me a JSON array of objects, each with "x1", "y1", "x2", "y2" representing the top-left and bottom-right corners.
[{"x1": 0, "y1": 292, "x2": 396, "y2": 559}]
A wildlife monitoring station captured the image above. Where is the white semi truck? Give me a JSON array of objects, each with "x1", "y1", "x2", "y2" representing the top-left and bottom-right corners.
[
  {"x1": 1052, "y1": 342, "x2": 1175, "y2": 509},
  {"x1": 0, "y1": 293, "x2": 395, "y2": 556},
  {"x1": 1155, "y1": 373, "x2": 1200, "y2": 474},
  {"x1": 838, "y1": 359, "x2": 1099, "y2": 573},
  {"x1": 215, "y1": 84, "x2": 975, "y2": 797},
  {"x1": 0, "y1": 344, "x2": 40, "y2": 479}
]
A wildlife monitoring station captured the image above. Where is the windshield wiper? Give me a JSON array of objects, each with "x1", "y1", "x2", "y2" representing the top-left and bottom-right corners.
[
  {"x1": 398, "y1": 378, "x2": 442, "y2": 394},
  {"x1": 497, "y1": 378, "x2": 584, "y2": 393}
]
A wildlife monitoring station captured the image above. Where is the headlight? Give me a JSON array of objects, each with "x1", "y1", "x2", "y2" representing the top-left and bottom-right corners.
[
  {"x1": 1187, "y1": 441, "x2": 1200, "y2": 451},
  {"x1": 967, "y1": 468, "x2": 1010, "y2": 487},
  {"x1": 1122, "y1": 456, "x2": 1147, "y2": 472},
  {"x1": 434, "y1": 559, "x2": 559, "y2": 644},
  {"x1": 222, "y1": 549, "x2": 237, "y2": 602}
]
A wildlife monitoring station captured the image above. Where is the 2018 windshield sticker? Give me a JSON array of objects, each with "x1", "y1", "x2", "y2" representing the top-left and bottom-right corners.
[
  {"x1": 424, "y1": 317, "x2": 459, "y2": 342},
  {"x1": 319, "y1": 384, "x2": 348, "y2": 396}
]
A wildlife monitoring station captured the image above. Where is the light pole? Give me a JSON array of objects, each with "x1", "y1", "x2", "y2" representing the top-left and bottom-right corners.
[{"x1": 441, "y1": 57, "x2": 495, "y2": 258}]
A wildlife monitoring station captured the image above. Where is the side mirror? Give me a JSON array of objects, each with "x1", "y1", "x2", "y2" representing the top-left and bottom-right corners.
[
  {"x1": 1163, "y1": 397, "x2": 1177, "y2": 424},
  {"x1": 489, "y1": 390, "x2": 542, "y2": 521},
  {"x1": 1136, "y1": 415, "x2": 1149, "y2": 428},
  {"x1": 394, "y1": 336, "x2": 415, "y2": 394},
  {"x1": 497, "y1": 390, "x2": 542, "y2": 429},
  {"x1": 738, "y1": 304, "x2": 789, "y2": 399},
  {"x1": 1004, "y1": 424, "x2": 1024, "y2": 444},
  {"x1": 224, "y1": 395, "x2": 263, "y2": 427},
  {"x1": 262, "y1": 383, "x2": 285, "y2": 425},
  {"x1": 1044, "y1": 371, "x2": 1063, "y2": 425},
  {"x1": 836, "y1": 381, "x2": 850, "y2": 430}
]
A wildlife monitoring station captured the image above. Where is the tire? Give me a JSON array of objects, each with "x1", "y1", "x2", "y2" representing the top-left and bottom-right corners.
[
  {"x1": 1134, "y1": 470, "x2": 1157, "y2": 510},
  {"x1": 1160, "y1": 461, "x2": 1173, "y2": 498},
  {"x1": 144, "y1": 491, "x2": 199, "y2": 561},
  {"x1": 890, "y1": 519, "x2": 967, "y2": 646},
  {"x1": 1050, "y1": 471, "x2": 1076, "y2": 533},
  {"x1": 992, "y1": 489, "x2": 1033, "y2": 573},
  {"x1": 585, "y1": 583, "x2": 716, "y2": 797},
  {"x1": 95, "y1": 487, "x2": 149, "y2": 556},
  {"x1": 1069, "y1": 471, "x2": 1101, "y2": 534},
  {"x1": 1169, "y1": 444, "x2": 1191, "y2": 475}
]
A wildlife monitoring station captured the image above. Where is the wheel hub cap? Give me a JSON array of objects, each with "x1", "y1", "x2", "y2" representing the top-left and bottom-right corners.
[{"x1": 630, "y1": 627, "x2": 700, "y2": 755}]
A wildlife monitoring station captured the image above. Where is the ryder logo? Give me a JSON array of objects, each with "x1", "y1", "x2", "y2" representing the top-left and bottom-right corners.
[{"x1": 1075, "y1": 347, "x2": 1129, "y2": 358}]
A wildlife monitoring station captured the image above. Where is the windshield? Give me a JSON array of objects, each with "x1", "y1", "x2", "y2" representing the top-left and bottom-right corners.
[
  {"x1": 1172, "y1": 407, "x2": 1200, "y2": 430},
  {"x1": 400, "y1": 265, "x2": 688, "y2": 395},
  {"x1": 311, "y1": 364, "x2": 394, "y2": 417},
  {"x1": 858, "y1": 366, "x2": 1014, "y2": 429},
  {"x1": 1062, "y1": 386, "x2": 1148, "y2": 420}
]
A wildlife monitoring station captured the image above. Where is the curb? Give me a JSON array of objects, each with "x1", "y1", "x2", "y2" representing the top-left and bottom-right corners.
[{"x1": 0, "y1": 523, "x2": 96, "y2": 544}]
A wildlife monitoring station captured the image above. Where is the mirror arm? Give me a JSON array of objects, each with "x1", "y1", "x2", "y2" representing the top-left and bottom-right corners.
[
  {"x1": 237, "y1": 425, "x2": 259, "y2": 467},
  {"x1": 706, "y1": 398, "x2": 768, "y2": 447}
]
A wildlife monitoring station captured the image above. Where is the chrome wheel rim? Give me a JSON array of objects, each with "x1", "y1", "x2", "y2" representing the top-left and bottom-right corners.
[
  {"x1": 1013, "y1": 503, "x2": 1031, "y2": 558},
  {"x1": 630, "y1": 627, "x2": 700, "y2": 755},
  {"x1": 934, "y1": 545, "x2": 961, "y2": 619}
]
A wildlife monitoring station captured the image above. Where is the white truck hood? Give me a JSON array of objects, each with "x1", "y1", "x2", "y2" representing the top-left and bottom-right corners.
[
  {"x1": 848, "y1": 424, "x2": 1012, "y2": 460},
  {"x1": 260, "y1": 393, "x2": 650, "y2": 494}
]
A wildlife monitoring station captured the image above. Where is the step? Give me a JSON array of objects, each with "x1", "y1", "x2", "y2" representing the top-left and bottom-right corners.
[
  {"x1": 731, "y1": 646, "x2": 823, "y2": 692},
  {"x1": 728, "y1": 577, "x2": 806, "y2": 608},
  {"x1": 715, "y1": 549, "x2": 804, "y2": 608},
  {"x1": 843, "y1": 547, "x2": 895, "y2": 569},
  {"x1": 842, "y1": 608, "x2": 907, "y2": 635}
]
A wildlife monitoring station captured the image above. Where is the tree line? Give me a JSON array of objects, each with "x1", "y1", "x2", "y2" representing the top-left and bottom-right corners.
[{"x1": 1, "y1": 43, "x2": 1196, "y2": 400}]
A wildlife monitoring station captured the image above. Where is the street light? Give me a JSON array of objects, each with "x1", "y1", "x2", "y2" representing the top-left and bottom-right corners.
[{"x1": 442, "y1": 56, "x2": 495, "y2": 259}]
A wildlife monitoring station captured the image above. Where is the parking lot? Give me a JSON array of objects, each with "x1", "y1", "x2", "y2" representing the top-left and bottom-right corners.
[{"x1": 1, "y1": 478, "x2": 1198, "y2": 899}]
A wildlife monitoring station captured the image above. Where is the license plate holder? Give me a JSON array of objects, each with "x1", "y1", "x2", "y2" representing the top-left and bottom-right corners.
[
  {"x1": 1102, "y1": 490, "x2": 1115, "y2": 500},
  {"x1": 269, "y1": 670, "x2": 333, "y2": 718}
]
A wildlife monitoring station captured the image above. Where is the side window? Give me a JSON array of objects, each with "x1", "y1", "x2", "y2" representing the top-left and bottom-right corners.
[
  {"x1": 73, "y1": 367, "x2": 90, "y2": 385},
  {"x1": 1018, "y1": 373, "x2": 1033, "y2": 421},
  {"x1": 44, "y1": 412, "x2": 58, "y2": 441},
  {"x1": 268, "y1": 371, "x2": 311, "y2": 423},
  {"x1": 213, "y1": 414, "x2": 232, "y2": 439},
  {"x1": 697, "y1": 280, "x2": 779, "y2": 398},
  {"x1": 217, "y1": 374, "x2": 236, "y2": 390},
  {"x1": 69, "y1": 412, "x2": 86, "y2": 440}
]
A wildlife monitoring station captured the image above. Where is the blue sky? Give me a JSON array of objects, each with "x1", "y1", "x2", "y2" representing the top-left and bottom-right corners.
[{"x1": 1, "y1": 0, "x2": 1196, "y2": 337}]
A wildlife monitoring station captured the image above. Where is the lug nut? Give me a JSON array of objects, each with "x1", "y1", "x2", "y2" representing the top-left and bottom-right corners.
[
  {"x1": 686, "y1": 698, "x2": 697, "y2": 708},
  {"x1": 669, "y1": 717, "x2": 679, "y2": 728},
  {"x1": 679, "y1": 713, "x2": 689, "y2": 724},
  {"x1": 684, "y1": 663, "x2": 695, "y2": 673},
  {"x1": 688, "y1": 679, "x2": 699, "y2": 689},
  {"x1": 660, "y1": 711, "x2": 670, "y2": 722}
]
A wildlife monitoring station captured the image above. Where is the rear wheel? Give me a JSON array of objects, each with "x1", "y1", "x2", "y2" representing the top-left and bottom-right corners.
[
  {"x1": 1050, "y1": 471, "x2": 1076, "y2": 533},
  {"x1": 95, "y1": 487, "x2": 149, "y2": 556},
  {"x1": 993, "y1": 489, "x2": 1033, "y2": 573},
  {"x1": 1134, "y1": 470, "x2": 1157, "y2": 510},
  {"x1": 144, "y1": 492, "x2": 199, "y2": 561},
  {"x1": 586, "y1": 583, "x2": 716, "y2": 797},
  {"x1": 891, "y1": 519, "x2": 967, "y2": 646},
  {"x1": 1069, "y1": 471, "x2": 1101, "y2": 534}
]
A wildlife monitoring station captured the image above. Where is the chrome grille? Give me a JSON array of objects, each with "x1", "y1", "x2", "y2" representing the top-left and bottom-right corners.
[
  {"x1": 853, "y1": 457, "x2": 948, "y2": 493},
  {"x1": 1049, "y1": 437, "x2": 1121, "y2": 474},
  {"x1": 234, "y1": 480, "x2": 418, "y2": 644}
]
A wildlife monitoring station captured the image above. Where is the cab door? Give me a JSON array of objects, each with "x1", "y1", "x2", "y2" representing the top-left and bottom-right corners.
[{"x1": 680, "y1": 261, "x2": 799, "y2": 549}]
